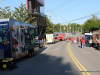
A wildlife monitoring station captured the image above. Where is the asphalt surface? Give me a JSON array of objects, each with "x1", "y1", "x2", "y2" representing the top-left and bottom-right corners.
[{"x1": 0, "y1": 38, "x2": 100, "y2": 75}]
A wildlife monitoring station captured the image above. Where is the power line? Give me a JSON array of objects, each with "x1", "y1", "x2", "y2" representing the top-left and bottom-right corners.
[
  {"x1": 48, "y1": 0, "x2": 74, "y2": 23},
  {"x1": 60, "y1": 0, "x2": 87, "y2": 14},
  {"x1": 48, "y1": 0, "x2": 87, "y2": 24},
  {"x1": 50, "y1": 0, "x2": 87, "y2": 24},
  {"x1": 52, "y1": 12, "x2": 67, "y2": 24},
  {"x1": 61, "y1": 11, "x2": 100, "y2": 24},
  {"x1": 52, "y1": 0, "x2": 75, "y2": 11},
  {"x1": 51, "y1": 0, "x2": 68, "y2": 10}
]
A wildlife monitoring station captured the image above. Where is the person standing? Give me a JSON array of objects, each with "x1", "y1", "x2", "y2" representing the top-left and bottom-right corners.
[
  {"x1": 74, "y1": 37, "x2": 76, "y2": 44},
  {"x1": 82, "y1": 38, "x2": 85, "y2": 48},
  {"x1": 77, "y1": 37, "x2": 79, "y2": 44},
  {"x1": 66, "y1": 37, "x2": 69, "y2": 42},
  {"x1": 71, "y1": 37, "x2": 74, "y2": 44},
  {"x1": 89, "y1": 38, "x2": 92, "y2": 48},
  {"x1": 42, "y1": 39, "x2": 43, "y2": 42},
  {"x1": 80, "y1": 37, "x2": 83, "y2": 48}
]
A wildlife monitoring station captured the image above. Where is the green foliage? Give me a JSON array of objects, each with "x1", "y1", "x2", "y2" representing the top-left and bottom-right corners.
[
  {"x1": 13, "y1": 3, "x2": 36, "y2": 25},
  {"x1": 83, "y1": 15, "x2": 100, "y2": 32},
  {"x1": 1, "y1": 3, "x2": 100, "y2": 34},
  {"x1": 45, "y1": 18, "x2": 53, "y2": 34},
  {"x1": 53, "y1": 23, "x2": 82, "y2": 33},
  {"x1": 53, "y1": 15, "x2": 100, "y2": 33},
  {"x1": 54, "y1": 23, "x2": 60, "y2": 32},
  {"x1": 13, "y1": 3, "x2": 29, "y2": 22},
  {"x1": 0, "y1": 6, "x2": 14, "y2": 19},
  {"x1": 0, "y1": 3, "x2": 36, "y2": 25}
]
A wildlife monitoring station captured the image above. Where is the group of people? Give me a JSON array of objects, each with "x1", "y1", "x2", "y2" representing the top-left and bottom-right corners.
[
  {"x1": 66, "y1": 36, "x2": 92, "y2": 48},
  {"x1": 66, "y1": 36, "x2": 81, "y2": 44}
]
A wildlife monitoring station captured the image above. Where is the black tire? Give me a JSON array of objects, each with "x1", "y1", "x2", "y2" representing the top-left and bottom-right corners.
[
  {"x1": 9, "y1": 62, "x2": 13, "y2": 70},
  {"x1": 28, "y1": 50, "x2": 31, "y2": 58},
  {"x1": 39, "y1": 44, "x2": 40, "y2": 48},
  {"x1": 98, "y1": 46, "x2": 100, "y2": 51},
  {"x1": 31, "y1": 49, "x2": 34, "y2": 57}
]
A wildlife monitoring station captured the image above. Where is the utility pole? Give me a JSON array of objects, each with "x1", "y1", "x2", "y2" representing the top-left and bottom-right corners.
[
  {"x1": 78, "y1": 27, "x2": 79, "y2": 32},
  {"x1": 47, "y1": 10, "x2": 53, "y2": 20},
  {"x1": 67, "y1": 21, "x2": 68, "y2": 33},
  {"x1": 73, "y1": 25, "x2": 74, "y2": 33},
  {"x1": 60, "y1": 17, "x2": 62, "y2": 32},
  {"x1": 69, "y1": 23, "x2": 71, "y2": 33},
  {"x1": 47, "y1": 10, "x2": 53, "y2": 33},
  {"x1": 81, "y1": 26, "x2": 82, "y2": 33}
]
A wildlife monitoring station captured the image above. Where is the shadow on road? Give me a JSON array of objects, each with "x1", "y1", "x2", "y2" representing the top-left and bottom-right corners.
[
  {"x1": 34, "y1": 46, "x2": 47, "y2": 54},
  {"x1": 78, "y1": 46, "x2": 81, "y2": 48},
  {"x1": 0, "y1": 51, "x2": 81, "y2": 75}
]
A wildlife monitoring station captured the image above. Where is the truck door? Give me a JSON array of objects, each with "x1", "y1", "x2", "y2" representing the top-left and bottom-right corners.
[
  {"x1": 24, "y1": 27, "x2": 31, "y2": 50},
  {"x1": 0, "y1": 22, "x2": 11, "y2": 59}
]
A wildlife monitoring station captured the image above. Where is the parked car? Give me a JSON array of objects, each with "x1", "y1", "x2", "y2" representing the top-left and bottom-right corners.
[
  {"x1": 39, "y1": 40, "x2": 44, "y2": 48},
  {"x1": 54, "y1": 37, "x2": 58, "y2": 43}
]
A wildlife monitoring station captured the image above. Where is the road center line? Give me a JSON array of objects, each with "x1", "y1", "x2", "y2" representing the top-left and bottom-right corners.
[{"x1": 67, "y1": 42, "x2": 91, "y2": 75}]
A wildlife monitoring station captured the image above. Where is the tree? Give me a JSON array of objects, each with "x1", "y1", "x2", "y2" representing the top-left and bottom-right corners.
[
  {"x1": 0, "y1": 6, "x2": 14, "y2": 19},
  {"x1": 13, "y1": 3, "x2": 36, "y2": 25},
  {"x1": 54, "y1": 23, "x2": 60, "y2": 32},
  {"x1": 83, "y1": 15, "x2": 100, "y2": 32},
  {"x1": 0, "y1": 3, "x2": 36, "y2": 25},
  {"x1": 45, "y1": 17, "x2": 53, "y2": 34}
]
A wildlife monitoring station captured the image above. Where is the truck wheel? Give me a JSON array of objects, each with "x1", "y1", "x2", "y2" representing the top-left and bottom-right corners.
[
  {"x1": 28, "y1": 50, "x2": 31, "y2": 58},
  {"x1": 31, "y1": 49, "x2": 34, "y2": 57},
  {"x1": 9, "y1": 62, "x2": 13, "y2": 70},
  {"x1": 98, "y1": 46, "x2": 100, "y2": 51}
]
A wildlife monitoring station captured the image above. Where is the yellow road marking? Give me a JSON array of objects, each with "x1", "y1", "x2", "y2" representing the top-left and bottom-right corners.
[{"x1": 67, "y1": 42, "x2": 91, "y2": 75}]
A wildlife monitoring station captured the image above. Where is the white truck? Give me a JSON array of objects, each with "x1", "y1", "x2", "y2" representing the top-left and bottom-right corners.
[{"x1": 46, "y1": 34, "x2": 55, "y2": 44}]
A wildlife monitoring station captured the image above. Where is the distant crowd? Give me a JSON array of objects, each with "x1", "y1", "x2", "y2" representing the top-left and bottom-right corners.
[{"x1": 66, "y1": 36, "x2": 92, "y2": 48}]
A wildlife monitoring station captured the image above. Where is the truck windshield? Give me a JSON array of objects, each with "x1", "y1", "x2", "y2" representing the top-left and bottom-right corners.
[
  {"x1": 85, "y1": 35, "x2": 93, "y2": 38},
  {"x1": 86, "y1": 37, "x2": 93, "y2": 40}
]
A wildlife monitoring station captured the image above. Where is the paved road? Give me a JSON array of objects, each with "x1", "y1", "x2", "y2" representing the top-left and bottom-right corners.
[{"x1": 0, "y1": 40, "x2": 100, "y2": 75}]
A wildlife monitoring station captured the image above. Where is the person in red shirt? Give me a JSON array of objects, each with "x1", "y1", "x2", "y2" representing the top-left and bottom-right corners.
[
  {"x1": 80, "y1": 37, "x2": 83, "y2": 48},
  {"x1": 71, "y1": 37, "x2": 74, "y2": 44},
  {"x1": 74, "y1": 37, "x2": 76, "y2": 44},
  {"x1": 82, "y1": 38, "x2": 85, "y2": 48},
  {"x1": 66, "y1": 37, "x2": 69, "y2": 42}
]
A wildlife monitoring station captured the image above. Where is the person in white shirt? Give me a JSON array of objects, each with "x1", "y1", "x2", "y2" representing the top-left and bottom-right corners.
[{"x1": 89, "y1": 39, "x2": 92, "y2": 47}]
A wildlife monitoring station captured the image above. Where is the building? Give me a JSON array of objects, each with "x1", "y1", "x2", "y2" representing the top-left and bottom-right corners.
[{"x1": 26, "y1": 0, "x2": 46, "y2": 39}]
